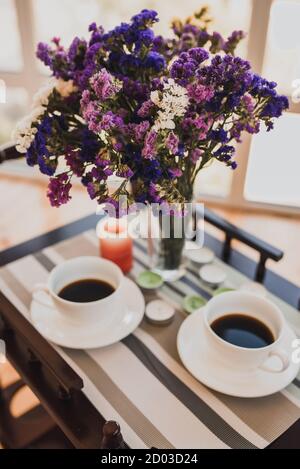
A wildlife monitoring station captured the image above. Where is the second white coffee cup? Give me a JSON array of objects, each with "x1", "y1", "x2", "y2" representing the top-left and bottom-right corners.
[{"x1": 202, "y1": 291, "x2": 289, "y2": 373}]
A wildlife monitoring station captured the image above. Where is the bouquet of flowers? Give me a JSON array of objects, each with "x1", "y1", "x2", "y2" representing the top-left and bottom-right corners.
[{"x1": 13, "y1": 8, "x2": 288, "y2": 216}]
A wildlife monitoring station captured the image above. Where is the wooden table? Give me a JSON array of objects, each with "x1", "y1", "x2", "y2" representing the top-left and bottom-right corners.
[{"x1": 0, "y1": 210, "x2": 299, "y2": 449}]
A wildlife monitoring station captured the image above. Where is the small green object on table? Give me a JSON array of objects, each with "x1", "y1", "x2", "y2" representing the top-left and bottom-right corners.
[
  {"x1": 183, "y1": 295, "x2": 206, "y2": 314},
  {"x1": 136, "y1": 271, "x2": 164, "y2": 290},
  {"x1": 213, "y1": 287, "x2": 235, "y2": 296}
]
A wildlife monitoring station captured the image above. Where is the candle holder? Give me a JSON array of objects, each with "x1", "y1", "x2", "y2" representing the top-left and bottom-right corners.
[{"x1": 97, "y1": 217, "x2": 133, "y2": 274}]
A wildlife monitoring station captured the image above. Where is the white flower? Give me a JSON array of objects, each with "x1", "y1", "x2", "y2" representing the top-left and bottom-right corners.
[
  {"x1": 13, "y1": 123, "x2": 38, "y2": 153},
  {"x1": 12, "y1": 105, "x2": 45, "y2": 153},
  {"x1": 150, "y1": 90, "x2": 160, "y2": 105},
  {"x1": 151, "y1": 79, "x2": 189, "y2": 131},
  {"x1": 13, "y1": 77, "x2": 78, "y2": 154},
  {"x1": 32, "y1": 78, "x2": 56, "y2": 108},
  {"x1": 32, "y1": 78, "x2": 77, "y2": 109},
  {"x1": 56, "y1": 78, "x2": 77, "y2": 97}
]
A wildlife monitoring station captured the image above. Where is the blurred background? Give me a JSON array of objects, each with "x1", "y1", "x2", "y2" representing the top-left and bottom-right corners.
[{"x1": 0, "y1": 0, "x2": 300, "y2": 285}]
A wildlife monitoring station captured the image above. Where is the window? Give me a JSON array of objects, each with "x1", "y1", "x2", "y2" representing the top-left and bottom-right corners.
[
  {"x1": 245, "y1": 113, "x2": 300, "y2": 207},
  {"x1": 263, "y1": 0, "x2": 300, "y2": 95},
  {"x1": 242, "y1": 0, "x2": 300, "y2": 211},
  {"x1": 0, "y1": 0, "x2": 23, "y2": 71}
]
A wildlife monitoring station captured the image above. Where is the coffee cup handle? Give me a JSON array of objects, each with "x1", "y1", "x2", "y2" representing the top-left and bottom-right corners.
[
  {"x1": 259, "y1": 349, "x2": 290, "y2": 373},
  {"x1": 32, "y1": 283, "x2": 53, "y2": 308}
]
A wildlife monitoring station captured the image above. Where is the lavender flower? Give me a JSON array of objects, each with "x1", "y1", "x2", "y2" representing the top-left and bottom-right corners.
[
  {"x1": 47, "y1": 173, "x2": 72, "y2": 207},
  {"x1": 142, "y1": 130, "x2": 158, "y2": 159},
  {"x1": 166, "y1": 132, "x2": 179, "y2": 154},
  {"x1": 90, "y1": 69, "x2": 122, "y2": 100}
]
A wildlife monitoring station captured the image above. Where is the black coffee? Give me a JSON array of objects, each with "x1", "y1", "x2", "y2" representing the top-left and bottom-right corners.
[
  {"x1": 58, "y1": 279, "x2": 115, "y2": 303},
  {"x1": 211, "y1": 313, "x2": 274, "y2": 349}
]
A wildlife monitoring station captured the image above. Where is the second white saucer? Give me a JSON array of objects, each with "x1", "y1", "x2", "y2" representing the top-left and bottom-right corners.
[{"x1": 177, "y1": 308, "x2": 300, "y2": 398}]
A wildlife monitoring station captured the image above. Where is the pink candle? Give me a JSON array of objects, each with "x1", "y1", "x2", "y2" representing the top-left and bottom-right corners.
[{"x1": 97, "y1": 218, "x2": 133, "y2": 273}]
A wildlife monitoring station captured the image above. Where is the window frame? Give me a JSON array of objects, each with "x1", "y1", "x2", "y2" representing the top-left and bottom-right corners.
[
  {"x1": 201, "y1": 0, "x2": 300, "y2": 216},
  {"x1": 1, "y1": 0, "x2": 300, "y2": 216}
]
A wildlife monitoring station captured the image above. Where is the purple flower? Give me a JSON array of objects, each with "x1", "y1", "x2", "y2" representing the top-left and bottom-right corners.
[
  {"x1": 213, "y1": 145, "x2": 235, "y2": 165},
  {"x1": 68, "y1": 37, "x2": 87, "y2": 62},
  {"x1": 113, "y1": 141, "x2": 124, "y2": 152},
  {"x1": 210, "y1": 32, "x2": 225, "y2": 53},
  {"x1": 99, "y1": 111, "x2": 124, "y2": 131},
  {"x1": 36, "y1": 42, "x2": 52, "y2": 67},
  {"x1": 134, "y1": 121, "x2": 150, "y2": 142},
  {"x1": 131, "y1": 9, "x2": 158, "y2": 27},
  {"x1": 182, "y1": 115, "x2": 210, "y2": 140},
  {"x1": 166, "y1": 132, "x2": 179, "y2": 155},
  {"x1": 260, "y1": 95, "x2": 289, "y2": 118},
  {"x1": 242, "y1": 94, "x2": 255, "y2": 113},
  {"x1": 137, "y1": 100, "x2": 154, "y2": 118},
  {"x1": 90, "y1": 69, "x2": 121, "y2": 101},
  {"x1": 122, "y1": 77, "x2": 148, "y2": 101},
  {"x1": 87, "y1": 182, "x2": 98, "y2": 200},
  {"x1": 143, "y1": 51, "x2": 166, "y2": 72},
  {"x1": 191, "y1": 148, "x2": 204, "y2": 164},
  {"x1": 116, "y1": 165, "x2": 134, "y2": 179},
  {"x1": 136, "y1": 28, "x2": 155, "y2": 48},
  {"x1": 210, "y1": 128, "x2": 229, "y2": 143},
  {"x1": 142, "y1": 130, "x2": 157, "y2": 159},
  {"x1": 47, "y1": 173, "x2": 72, "y2": 207},
  {"x1": 170, "y1": 52, "x2": 198, "y2": 84},
  {"x1": 224, "y1": 30, "x2": 246, "y2": 54},
  {"x1": 188, "y1": 48, "x2": 209, "y2": 64},
  {"x1": 168, "y1": 168, "x2": 182, "y2": 178},
  {"x1": 187, "y1": 83, "x2": 214, "y2": 103},
  {"x1": 65, "y1": 148, "x2": 84, "y2": 177},
  {"x1": 148, "y1": 182, "x2": 162, "y2": 203}
]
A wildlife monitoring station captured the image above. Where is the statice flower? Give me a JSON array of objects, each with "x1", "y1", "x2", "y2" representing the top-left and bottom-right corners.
[
  {"x1": 90, "y1": 69, "x2": 122, "y2": 101},
  {"x1": 191, "y1": 148, "x2": 204, "y2": 164},
  {"x1": 143, "y1": 51, "x2": 166, "y2": 72},
  {"x1": 134, "y1": 121, "x2": 150, "y2": 142},
  {"x1": 224, "y1": 31, "x2": 246, "y2": 54},
  {"x1": 168, "y1": 168, "x2": 183, "y2": 178},
  {"x1": 187, "y1": 82, "x2": 214, "y2": 103},
  {"x1": 131, "y1": 9, "x2": 158, "y2": 27},
  {"x1": 166, "y1": 132, "x2": 179, "y2": 155},
  {"x1": 36, "y1": 42, "x2": 52, "y2": 67},
  {"x1": 142, "y1": 131, "x2": 158, "y2": 159},
  {"x1": 209, "y1": 128, "x2": 229, "y2": 143},
  {"x1": 151, "y1": 79, "x2": 189, "y2": 130},
  {"x1": 16, "y1": 7, "x2": 289, "y2": 211},
  {"x1": 116, "y1": 165, "x2": 134, "y2": 179},
  {"x1": 137, "y1": 100, "x2": 154, "y2": 118},
  {"x1": 47, "y1": 173, "x2": 72, "y2": 207},
  {"x1": 210, "y1": 32, "x2": 225, "y2": 53},
  {"x1": 13, "y1": 117, "x2": 39, "y2": 154}
]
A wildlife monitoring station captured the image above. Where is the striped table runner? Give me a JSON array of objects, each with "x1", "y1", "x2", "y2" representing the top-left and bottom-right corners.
[{"x1": 0, "y1": 230, "x2": 300, "y2": 449}]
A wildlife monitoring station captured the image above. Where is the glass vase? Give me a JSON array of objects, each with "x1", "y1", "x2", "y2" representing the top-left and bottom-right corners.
[{"x1": 148, "y1": 205, "x2": 192, "y2": 282}]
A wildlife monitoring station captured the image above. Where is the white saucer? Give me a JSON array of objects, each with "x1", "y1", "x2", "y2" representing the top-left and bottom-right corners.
[
  {"x1": 30, "y1": 278, "x2": 145, "y2": 349},
  {"x1": 177, "y1": 308, "x2": 300, "y2": 398}
]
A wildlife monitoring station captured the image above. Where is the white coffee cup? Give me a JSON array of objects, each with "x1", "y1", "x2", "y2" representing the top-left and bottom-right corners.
[
  {"x1": 203, "y1": 291, "x2": 290, "y2": 373},
  {"x1": 32, "y1": 256, "x2": 124, "y2": 327}
]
